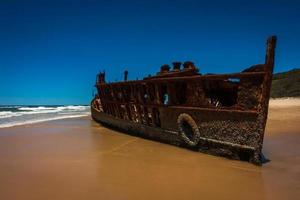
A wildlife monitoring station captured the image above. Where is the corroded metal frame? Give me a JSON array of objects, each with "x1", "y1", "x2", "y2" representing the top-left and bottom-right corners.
[{"x1": 91, "y1": 36, "x2": 277, "y2": 164}]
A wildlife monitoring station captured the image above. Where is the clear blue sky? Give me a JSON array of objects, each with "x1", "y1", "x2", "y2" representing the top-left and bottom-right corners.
[{"x1": 0, "y1": 0, "x2": 299, "y2": 105}]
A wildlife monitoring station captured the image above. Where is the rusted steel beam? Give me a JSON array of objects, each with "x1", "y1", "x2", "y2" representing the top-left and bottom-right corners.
[
  {"x1": 96, "y1": 71, "x2": 266, "y2": 87},
  {"x1": 168, "y1": 106, "x2": 258, "y2": 115},
  {"x1": 124, "y1": 70, "x2": 128, "y2": 81},
  {"x1": 254, "y1": 36, "x2": 277, "y2": 159},
  {"x1": 98, "y1": 99, "x2": 258, "y2": 115}
]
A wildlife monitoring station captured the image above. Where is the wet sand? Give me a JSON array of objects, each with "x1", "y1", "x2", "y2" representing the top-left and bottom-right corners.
[{"x1": 0, "y1": 105, "x2": 299, "y2": 200}]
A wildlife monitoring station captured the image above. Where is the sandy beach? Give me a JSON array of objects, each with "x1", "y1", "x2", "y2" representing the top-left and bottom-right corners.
[{"x1": 0, "y1": 100, "x2": 299, "y2": 200}]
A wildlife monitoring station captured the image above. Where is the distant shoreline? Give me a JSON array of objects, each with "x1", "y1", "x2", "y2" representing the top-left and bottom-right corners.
[{"x1": 269, "y1": 97, "x2": 300, "y2": 107}]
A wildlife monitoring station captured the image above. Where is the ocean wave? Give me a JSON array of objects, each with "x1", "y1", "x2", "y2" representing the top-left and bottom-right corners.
[
  {"x1": 0, "y1": 109, "x2": 77, "y2": 119},
  {"x1": 0, "y1": 106, "x2": 21, "y2": 109},
  {"x1": 60, "y1": 105, "x2": 88, "y2": 110},
  {"x1": 58, "y1": 111, "x2": 90, "y2": 115},
  {"x1": 0, "y1": 111, "x2": 13, "y2": 116},
  {"x1": 18, "y1": 106, "x2": 57, "y2": 111},
  {"x1": 0, "y1": 111, "x2": 22, "y2": 119},
  {"x1": 0, "y1": 106, "x2": 90, "y2": 119},
  {"x1": 0, "y1": 115, "x2": 89, "y2": 128},
  {"x1": 18, "y1": 105, "x2": 89, "y2": 111}
]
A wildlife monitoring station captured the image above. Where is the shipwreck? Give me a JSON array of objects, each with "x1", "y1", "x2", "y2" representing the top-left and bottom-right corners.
[{"x1": 91, "y1": 36, "x2": 277, "y2": 164}]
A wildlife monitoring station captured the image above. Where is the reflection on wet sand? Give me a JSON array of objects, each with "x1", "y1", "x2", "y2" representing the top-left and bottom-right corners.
[{"x1": 0, "y1": 106, "x2": 299, "y2": 200}]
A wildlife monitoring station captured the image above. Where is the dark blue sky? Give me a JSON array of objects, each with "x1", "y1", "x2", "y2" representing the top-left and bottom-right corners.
[{"x1": 0, "y1": 0, "x2": 299, "y2": 105}]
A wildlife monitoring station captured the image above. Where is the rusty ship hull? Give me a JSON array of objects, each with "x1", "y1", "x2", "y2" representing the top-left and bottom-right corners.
[{"x1": 91, "y1": 36, "x2": 277, "y2": 165}]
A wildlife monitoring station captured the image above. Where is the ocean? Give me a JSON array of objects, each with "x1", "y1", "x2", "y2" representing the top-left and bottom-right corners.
[{"x1": 0, "y1": 105, "x2": 90, "y2": 128}]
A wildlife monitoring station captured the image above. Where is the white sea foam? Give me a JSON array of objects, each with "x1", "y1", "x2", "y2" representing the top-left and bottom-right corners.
[
  {"x1": 0, "y1": 106, "x2": 90, "y2": 126},
  {"x1": 0, "y1": 107, "x2": 89, "y2": 119},
  {"x1": 0, "y1": 111, "x2": 22, "y2": 119},
  {"x1": 18, "y1": 106, "x2": 57, "y2": 111},
  {"x1": 0, "y1": 111, "x2": 13, "y2": 116},
  {"x1": 0, "y1": 115, "x2": 89, "y2": 128},
  {"x1": 0, "y1": 110, "x2": 58, "y2": 119},
  {"x1": 18, "y1": 105, "x2": 88, "y2": 111},
  {"x1": 61, "y1": 105, "x2": 87, "y2": 110}
]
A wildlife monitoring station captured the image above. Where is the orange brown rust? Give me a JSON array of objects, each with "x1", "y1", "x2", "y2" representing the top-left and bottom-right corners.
[{"x1": 91, "y1": 36, "x2": 277, "y2": 165}]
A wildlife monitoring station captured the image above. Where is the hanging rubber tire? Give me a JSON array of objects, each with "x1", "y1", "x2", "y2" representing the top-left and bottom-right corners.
[{"x1": 177, "y1": 113, "x2": 200, "y2": 146}]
